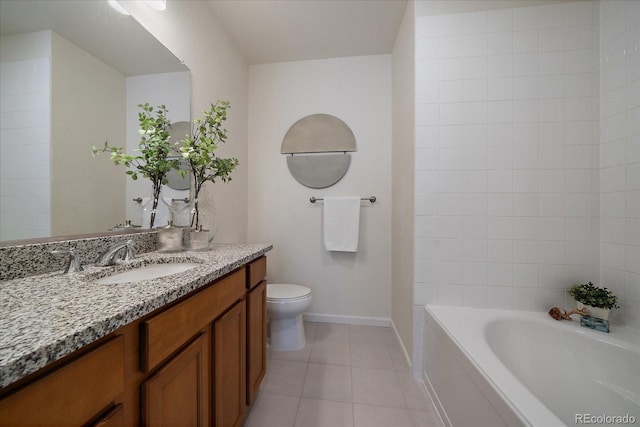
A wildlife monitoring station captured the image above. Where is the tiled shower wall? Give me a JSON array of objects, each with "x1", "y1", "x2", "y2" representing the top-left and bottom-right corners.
[
  {"x1": 412, "y1": 1, "x2": 601, "y2": 375},
  {"x1": 0, "y1": 32, "x2": 51, "y2": 241},
  {"x1": 599, "y1": 0, "x2": 640, "y2": 329}
]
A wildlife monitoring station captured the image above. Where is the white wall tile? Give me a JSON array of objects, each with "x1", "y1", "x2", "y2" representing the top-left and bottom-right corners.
[
  {"x1": 513, "y1": 6, "x2": 538, "y2": 31},
  {"x1": 438, "y1": 261, "x2": 463, "y2": 285},
  {"x1": 488, "y1": 32, "x2": 513, "y2": 56},
  {"x1": 486, "y1": 285, "x2": 512, "y2": 309},
  {"x1": 410, "y1": 1, "x2": 624, "y2": 329},
  {"x1": 462, "y1": 216, "x2": 488, "y2": 239},
  {"x1": 488, "y1": 54, "x2": 513, "y2": 78},
  {"x1": 488, "y1": 77, "x2": 513, "y2": 100},
  {"x1": 538, "y1": 4, "x2": 565, "y2": 29},
  {"x1": 488, "y1": 8, "x2": 513, "y2": 33},
  {"x1": 488, "y1": 262, "x2": 513, "y2": 286},
  {"x1": 463, "y1": 34, "x2": 488, "y2": 57},
  {"x1": 539, "y1": 28, "x2": 565, "y2": 52}
]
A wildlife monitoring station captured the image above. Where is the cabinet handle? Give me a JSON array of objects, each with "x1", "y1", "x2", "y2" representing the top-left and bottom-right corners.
[{"x1": 90, "y1": 403, "x2": 123, "y2": 426}]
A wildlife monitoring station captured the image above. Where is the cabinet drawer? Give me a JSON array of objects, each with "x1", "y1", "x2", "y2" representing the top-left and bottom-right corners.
[
  {"x1": 142, "y1": 268, "x2": 246, "y2": 372},
  {"x1": 247, "y1": 256, "x2": 266, "y2": 290},
  {"x1": 0, "y1": 335, "x2": 124, "y2": 426}
]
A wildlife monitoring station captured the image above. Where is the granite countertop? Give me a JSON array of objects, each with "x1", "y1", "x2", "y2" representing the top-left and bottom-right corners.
[{"x1": 0, "y1": 243, "x2": 272, "y2": 388}]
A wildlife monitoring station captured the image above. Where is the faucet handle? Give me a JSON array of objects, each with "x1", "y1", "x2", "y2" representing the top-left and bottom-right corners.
[
  {"x1": 123, "y1": 240, "x2": 135, "y2": 262},
  {"x1": 51, "y1": 249, "x2": 84, "y2": 273}
]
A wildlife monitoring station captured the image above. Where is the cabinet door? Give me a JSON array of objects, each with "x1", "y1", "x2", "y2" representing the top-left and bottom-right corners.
[
  {"x1": 246, "y1": 280, "x2": 267, "y2": 405},
  {"x1": 213, "y1": 300, "x2": 246, "y2": 427},
  {"x1": 142, "y1": 332, "x2": 210, "y2": 427}
]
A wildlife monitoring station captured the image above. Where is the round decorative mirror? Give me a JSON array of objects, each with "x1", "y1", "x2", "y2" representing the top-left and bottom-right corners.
[{"x1": 281, "y1": 114, "x2": 356, "y2": 189}]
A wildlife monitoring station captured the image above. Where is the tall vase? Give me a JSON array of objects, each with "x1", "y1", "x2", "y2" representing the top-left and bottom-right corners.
[{"x1": 189, "y1": 193, "x2": 220, "y2": 250}]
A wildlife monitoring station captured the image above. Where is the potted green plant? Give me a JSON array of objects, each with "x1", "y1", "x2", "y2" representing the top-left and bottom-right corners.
[
  {"x1": 178, "y1": 101, "x2": 238, "y2": 249},
  {"x1": 568, "y1": 282, "x2": 619, "y2": 320},
  {"x1": 93, "y1": 103, "x2": 179, "y2": 229}
]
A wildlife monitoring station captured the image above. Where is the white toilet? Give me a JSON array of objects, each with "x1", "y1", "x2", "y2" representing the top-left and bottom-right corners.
[{"x1": 266, "y1": 284, "x2": 312, "y2": 351}]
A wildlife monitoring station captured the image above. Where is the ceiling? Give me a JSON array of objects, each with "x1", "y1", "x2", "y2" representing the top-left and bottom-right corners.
[
  {"x1": 0, "y1": 0, "x2": 187, "y2": 76},
  {"x1": 206, "y1": 0, "x2": 409, "y2": 65}
]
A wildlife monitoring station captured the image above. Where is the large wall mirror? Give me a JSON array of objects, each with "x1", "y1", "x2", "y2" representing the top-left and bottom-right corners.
[{"x1": 0, "y1": 0, "x2": 191, "y2": 243}]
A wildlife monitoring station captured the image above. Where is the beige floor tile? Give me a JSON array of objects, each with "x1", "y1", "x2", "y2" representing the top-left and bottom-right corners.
[
  {"x1": 350, "y1": 342, "x2": 395, "y2": 371},
  {"x1": 314, "y1": 323, "x2": 350, "y2": 342},
  {"x1": 409, "y1": 410, "x2": 445, "y2": 427},
  {"x1": 304, "y1": 321, "x2": 318, "y2": 342},
  {"x1": 261, "y1": 359, "x2": 308, "y2": 397},
  {"x1": 397, "y1": 374, "x2": 436, "y2": 412},
  {"x1": 271, "y1": 343, "x2": 313, "y2": 363},
  {"x1": 353, "y1": 403, "x2": 414, "y2": 427},
  {"x1": 310, "y1": 338, "x2": 351, "y2": 366},
  {"x1": 244, "y1": 392, "x2": 300, "y2": 427},
  {"x1": 388, "y1": 343, "x2": 412, "y2": 373},
  {"x1": 352, "y1": 367, "x2": 406, "y2": 408},
  {"x1": 302, "y1": 363, "x2": 352, "y2": 402},
  {"x1": 349, "y1": 325, "x2": 389, "y2": 346},
  {"x1": 294, "y1": 398, "x2": 354, "y2": 427},
  {"x1": 383, "y1": 327, "x2": 401, "y2": 347}
]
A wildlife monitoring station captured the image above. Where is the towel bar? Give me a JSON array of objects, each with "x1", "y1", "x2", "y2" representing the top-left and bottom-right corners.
[{"x1": 310, "y1": 196, "x2": 376, "y2": 204}]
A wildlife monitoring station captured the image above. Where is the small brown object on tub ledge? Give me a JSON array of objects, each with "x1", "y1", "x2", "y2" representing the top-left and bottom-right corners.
[{"x1": 548, "y1": 307, "x2": 587, "y2": 320}]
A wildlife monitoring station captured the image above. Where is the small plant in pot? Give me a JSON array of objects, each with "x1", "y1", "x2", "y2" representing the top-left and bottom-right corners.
[
  {"x1": 568, "y1": 282, "x2": 619, "y2": 320},
  {"x1": 93, "y1": 103, "x2": 179, "y2": 229},
  {"x1": 178, "y1": 101, "x2": 238, "y2": 250}
]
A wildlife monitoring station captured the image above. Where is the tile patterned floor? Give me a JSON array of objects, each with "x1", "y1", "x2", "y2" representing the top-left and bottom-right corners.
[{"x1": 245, "y1": 322, "x2": 444, "y2": 427}]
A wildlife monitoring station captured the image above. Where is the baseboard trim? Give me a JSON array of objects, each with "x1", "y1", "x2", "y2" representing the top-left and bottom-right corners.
[
  {"x1": 303, "y1": 313, "x2": 391, "y2": 327},
  {"x1": 390, "y1": 320, "x2": 413, "y2": 371}
]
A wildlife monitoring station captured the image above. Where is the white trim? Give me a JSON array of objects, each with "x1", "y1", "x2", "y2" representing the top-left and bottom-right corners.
[
  {"x1": 303, "y1": 312, "x2": 391, "y2": 327},
  {"x1": 423, "y1": 369, "x2": 452, "y2": 427},
  {"x1": 390, "y1": 319, "x2": 413, "y2": 371}
]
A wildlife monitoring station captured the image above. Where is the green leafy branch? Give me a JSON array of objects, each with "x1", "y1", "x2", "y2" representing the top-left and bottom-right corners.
[
  {"x1": 178, "y1": 101, "x2": 239, "y2": 228},
  {"x1": 92, "y1": 103, "x2": 179, "y2": 228}
]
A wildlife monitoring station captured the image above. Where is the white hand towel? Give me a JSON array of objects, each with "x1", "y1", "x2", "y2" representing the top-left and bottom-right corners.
[{"x1": 323, "y1": 196, "x2": 361, "y2": 252}]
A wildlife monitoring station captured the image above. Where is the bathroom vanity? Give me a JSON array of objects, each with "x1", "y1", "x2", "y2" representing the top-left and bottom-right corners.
[{"x1": 0, "y1": 243, "x2": 271, "y2": 426}]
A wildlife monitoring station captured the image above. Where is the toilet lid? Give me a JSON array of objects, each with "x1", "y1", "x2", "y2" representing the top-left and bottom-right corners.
[{"x1": 267, "y1": 284, "x2": 311, "y2": 301}]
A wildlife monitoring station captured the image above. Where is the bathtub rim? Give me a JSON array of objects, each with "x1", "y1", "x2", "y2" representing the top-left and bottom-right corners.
[{"x1": 424, "y1": 305, "x2": 640, "y2": 427}]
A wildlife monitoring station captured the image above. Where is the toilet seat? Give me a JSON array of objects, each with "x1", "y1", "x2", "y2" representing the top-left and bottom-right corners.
[{"x1": 267, "y1": 284, "x2": 311, "y2": 302}]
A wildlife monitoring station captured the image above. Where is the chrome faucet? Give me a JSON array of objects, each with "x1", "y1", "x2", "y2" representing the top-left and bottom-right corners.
[
  {"x1": 96, "y1": 240, "x2": 135, "y2": 267},
  {"x1": 51, "y1": 249, "x2": 84, "y2": 273}
]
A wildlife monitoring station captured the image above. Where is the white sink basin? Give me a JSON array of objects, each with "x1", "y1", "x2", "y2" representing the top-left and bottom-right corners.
[{"x1": 95, "y1": 263, "x2": 201, "y2": 284}]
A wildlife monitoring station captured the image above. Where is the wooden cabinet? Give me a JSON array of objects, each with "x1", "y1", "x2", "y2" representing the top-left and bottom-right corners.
[
  {"x1": 142, "y1": 332, "x2": 210, "y2": 427},
  {"x1": 91, "y1": 403, "x2": 125, "y2": 426},
  {"x1": 0, "y1": 336, "x2": 125, "y2": 427},
  {"x1": 214, "y1": 301, "x2": 246, "y2": 427},
  {"x1": 141, "y1": 269, "x2": 245, "y2": 373},
  {"x1": 246, "y1": 280, "x2": 267, "y2": 405},
  {"x1": 0, "y1": 257, "x2": 268, "y2": 427}
]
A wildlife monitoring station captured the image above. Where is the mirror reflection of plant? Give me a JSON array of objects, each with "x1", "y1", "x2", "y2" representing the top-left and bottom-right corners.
[
  {"x1": 92, "y1": 103, "x2": 179, "y2": 228},
  {"x1": 178, "y1": 101, "x2": 239, "y2": 229}
]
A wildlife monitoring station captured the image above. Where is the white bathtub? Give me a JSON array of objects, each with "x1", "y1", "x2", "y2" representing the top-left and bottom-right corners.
[{"x1": 423, "y1": 305, "x2": 640, "y2": 427}]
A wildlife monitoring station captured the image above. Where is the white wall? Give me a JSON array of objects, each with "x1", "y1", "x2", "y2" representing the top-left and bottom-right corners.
[
  {"x1": 50, "y1": 32, "x2": 127, "y2": 236},
  {"x1": 248, "y1": 55, "x2": 392, "y2": 322},
  {"x1": 0, "y1": 31, "x2": 51, "y2": 241},
  {"x1": 599, "y1": 0, "x2": 640, "y2": 329},
  {"x1": 124, "y1": 0, "x2": 249, "y2": 243},
  {"x1": 391, "y1": 1, "x2": 416, "y2": 364}
]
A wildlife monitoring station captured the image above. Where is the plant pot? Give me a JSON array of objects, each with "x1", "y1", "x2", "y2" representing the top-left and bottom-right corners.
[
  {"x1": 189, "y1": 228, "x2": 212, "y2": 251},
  {"x1": 190, "y1": 194, "x2": 221, "y2": 240},
  {"x1": 576, "y1": 302, "x2": 610, "y2": 320}
]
